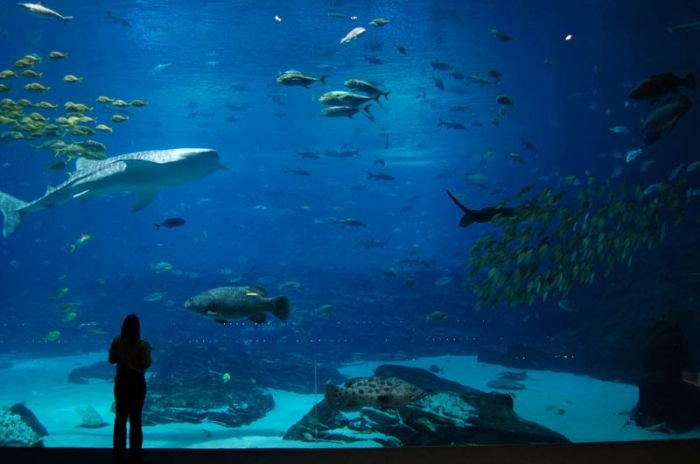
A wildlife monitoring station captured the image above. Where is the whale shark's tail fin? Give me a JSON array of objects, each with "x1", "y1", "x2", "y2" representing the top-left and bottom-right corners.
[{"x1": 0, "y1": 191, "x2": 28, "y2": 238}]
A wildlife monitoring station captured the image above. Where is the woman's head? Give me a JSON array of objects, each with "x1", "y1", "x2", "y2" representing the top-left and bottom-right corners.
[{"x1": 121, "y1": 314, "x2": 140, "y2": 343}]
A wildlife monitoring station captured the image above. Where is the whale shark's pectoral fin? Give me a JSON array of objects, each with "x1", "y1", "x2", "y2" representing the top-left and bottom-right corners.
[{"x1": 131, "y1": 190, "x2": 159, "y2": 212}]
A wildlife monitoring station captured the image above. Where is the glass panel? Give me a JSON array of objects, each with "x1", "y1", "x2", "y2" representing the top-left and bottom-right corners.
[{"x1": 0, "y1": 0, "x2": 698, "y2": 450}]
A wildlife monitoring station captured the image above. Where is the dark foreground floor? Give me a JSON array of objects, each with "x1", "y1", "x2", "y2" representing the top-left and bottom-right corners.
[{"x1": 1, "y1": 440, "x2": 700, "y2": 464}]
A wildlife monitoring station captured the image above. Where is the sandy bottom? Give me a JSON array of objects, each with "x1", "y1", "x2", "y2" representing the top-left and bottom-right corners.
[{"x1": 1, "y1": 352, "x2": 699, "y2": 448}]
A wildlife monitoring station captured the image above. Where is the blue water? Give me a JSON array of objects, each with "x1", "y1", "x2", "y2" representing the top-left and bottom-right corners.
[{"x1": 0, "y1": 0, "x2": 699, "y2": 438}]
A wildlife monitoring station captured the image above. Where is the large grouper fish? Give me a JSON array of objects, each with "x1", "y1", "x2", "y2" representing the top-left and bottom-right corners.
[
  {"x1": 0, "y1": 148, "x2": 224, "y2": 238},
  {"x1": 184, "y1": 286, "x2": 291, "y2": 325},
  {"x1": 325, "y1": 376, "x2": 424, "y2": 411}
]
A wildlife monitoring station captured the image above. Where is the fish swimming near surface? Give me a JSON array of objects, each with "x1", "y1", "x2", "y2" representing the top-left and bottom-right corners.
[
  {"x1": 18, "y1": 2, "x2": 73, "y2": 22},
  {"x1": 0, "y1": 148, "x2": 224, "y2": 238},
  {"x1": 628, "y1": 72, "x2": 696, "y2": 102},
  {"x1": 446, "y1": 190, "x2": 515, "y2": 227},
  {"x1": 325, "y1": 376, "x2": 424, "y2": 411},
  {"x1": 641, "y1": 94, "x2": 693, "y2": 145},
  {"x1": 154, "y1": 217, "x2": 186, "y2": 230},
  {"x1": 340, "y1": 26, "x2": 366, "y2": 44},
  {"x1": 184, "y1": 286, "x2": 290, "y2": 325}
]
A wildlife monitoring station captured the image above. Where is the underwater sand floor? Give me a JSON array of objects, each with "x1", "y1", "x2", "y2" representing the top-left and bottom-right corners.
[{"x1": 1, "y1": 352, "x2": 699, "y2": 447}]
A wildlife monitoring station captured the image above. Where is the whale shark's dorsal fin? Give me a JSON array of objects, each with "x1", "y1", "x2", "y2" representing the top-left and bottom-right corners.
[
  {"x1": 75, "y1": 158, "x2": 105, "y2": 172},
  {"x1": 131, "y1": 190, "x2": 159, "y2": 212}
]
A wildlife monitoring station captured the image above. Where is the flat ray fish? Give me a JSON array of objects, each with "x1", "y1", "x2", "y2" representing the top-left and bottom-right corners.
[{"x1": 325, "y1": 376, "x2": 424, "y2": 411}]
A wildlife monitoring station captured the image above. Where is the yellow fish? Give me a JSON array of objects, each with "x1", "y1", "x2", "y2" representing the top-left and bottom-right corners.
[{"x1": 69, "y1": 233, "x2": 91, "y2": 252}]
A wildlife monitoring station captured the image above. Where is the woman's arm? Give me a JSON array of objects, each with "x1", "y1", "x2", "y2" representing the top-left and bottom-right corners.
[
  {"x1": 108, "y1": 337, "x2": 120, "y2": 364},
  {"x1": 140, "y1": 341, "x2": 152, "y2": 369}
]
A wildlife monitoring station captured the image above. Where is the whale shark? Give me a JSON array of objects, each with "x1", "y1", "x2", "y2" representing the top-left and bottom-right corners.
[{"x1": 0, "y1": 148, "x2": 224, "y2": 238}]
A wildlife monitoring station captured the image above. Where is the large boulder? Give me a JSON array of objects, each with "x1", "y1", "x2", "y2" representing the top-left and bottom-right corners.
[
  {"x1": 143, "y1": 370, "x2": 275, "y2": 427},
  {"x1": 0, "y1": 403, "x2": 47, "y2": 447},
  {"x1": 284, "y1": 365, "x2": 569, "y2": 446}
]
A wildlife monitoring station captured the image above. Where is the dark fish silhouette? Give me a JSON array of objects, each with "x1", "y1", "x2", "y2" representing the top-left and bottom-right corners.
[
  {"x1": 628, "y1": 72, "x2": 696, "y2": 102},
  {"x1": 642, "y1": 94, "x2": 693, "y2": 145},
  {"x1": 521, "y1": 138, "x2": 537, "y2": 152},
  {"x1": 105, "y1": 11, "x2": 132, "y2": 27},
  {"x1": 154, "y1": 217, "x2": 186, "y2": 230},
  {"x1": 446, "y1": 190, "x2": 514, "y2": 227}
]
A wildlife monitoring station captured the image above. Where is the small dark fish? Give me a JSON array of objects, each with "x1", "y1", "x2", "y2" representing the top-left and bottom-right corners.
[
  {"x1": 271, "y1": 94, "x2": 286, "y2": 106},
  {"x1": 368, "y1": 172, "x2": 395, "y2": 181},
  {"x1": 396, "y1": 44, "x2": 407, "y2": 55},
  {"x1": 225, "y1": 103, "x2": 249, "y2": 112},
  {"x1": 446, "y1": 190, "x2": 514, "y2": 227},
  {"x1": 430, "y1": 60, "x2": 454, "y2": 71},
  {"x1": 353, "y1": 239, "x2": 389, "y2": 249},
  {"x1": 450, "y1": 70, "x2": 465, "y2": 80},
  {"x1": 426, "y1": 311, "x2": 449, "y2": 322},
  {"x1": 496, "y1": 95, "x2": 514, "y2": 106},
  {"x1": 438, "y1": 118, "x2": 465, "y2": 129},
  {"x1": 231, "y1": 83, "x2": 251, "y2": 92},
  {"x1": 498, "y1": 370, "x2": 528, "y2": 381},
  {"x1": 285, "y1": 167, "x2": 311, "y2": 177},
  {"x1": 628, "y1": 72, "x2": 696, "y2": 102},
  {"x1": 432, "y1": 75, "x2": 445, "y2": 90},
  {"x1": 154, "y1": 217, "x2": 186, "y2": 230},
  {"x1": 491, "y1": 29, "x2": 513, "y2": 42},
  {"x1": 47, "y1": 160, "x2": 69, "y2": 171},
  {"x1": 297, "y1": 150, "x2": 320, "y2": 159},
  {"x1": 521, "y1": 138, "x2": 537, "y2": 152},
  {"x1": 448, "y1": 105, "x2": 470, "y2": 112},
  {"x1": 467, "y1": 74, "x2": 497, "y2": 85},
  {"x1": 363, "y1": 55, "x2": 385, "y2": 65},
  {"x1": 435, "y1": 169, "x2": 456, "y2": 179},
  {"x1": 374, "y1": 157, "x2": 385, "y2": 166},
  {"x1": 329, "y1": 218, "x2": 367, "y2": 228},
  {"x1": 428, "y1": 365, "x2": 443, "y2": 374},
  {"x1": 488, "y1": 68, "x2": 502, "y2": 80},
  {"x1": 379, "y1": 132, "x2": 390, "y2": 149},
  {"x1": 324, "y1": 149, "x2": 359, "y2": 158},
  {"x1": 105, "y1": 11, "x2": 132, "y2": 27}
]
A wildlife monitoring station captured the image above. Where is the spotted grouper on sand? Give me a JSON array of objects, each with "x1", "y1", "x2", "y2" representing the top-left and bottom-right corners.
[
  {"x1": 325, "y1": 376, "x2": 424, "y2": 411},
  {"x1": 184, "y1": 286, "x2": 290, "y2": 325}
]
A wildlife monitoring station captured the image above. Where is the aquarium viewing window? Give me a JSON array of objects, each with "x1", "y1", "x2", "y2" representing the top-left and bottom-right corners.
[{"x1": 0, "y1": 0, "x2": 699, "y2": 462}]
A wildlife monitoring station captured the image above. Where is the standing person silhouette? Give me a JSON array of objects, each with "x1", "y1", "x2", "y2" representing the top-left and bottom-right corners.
[{"x1": 109, "y1": 314, "x2": 151, "y2": 461}]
